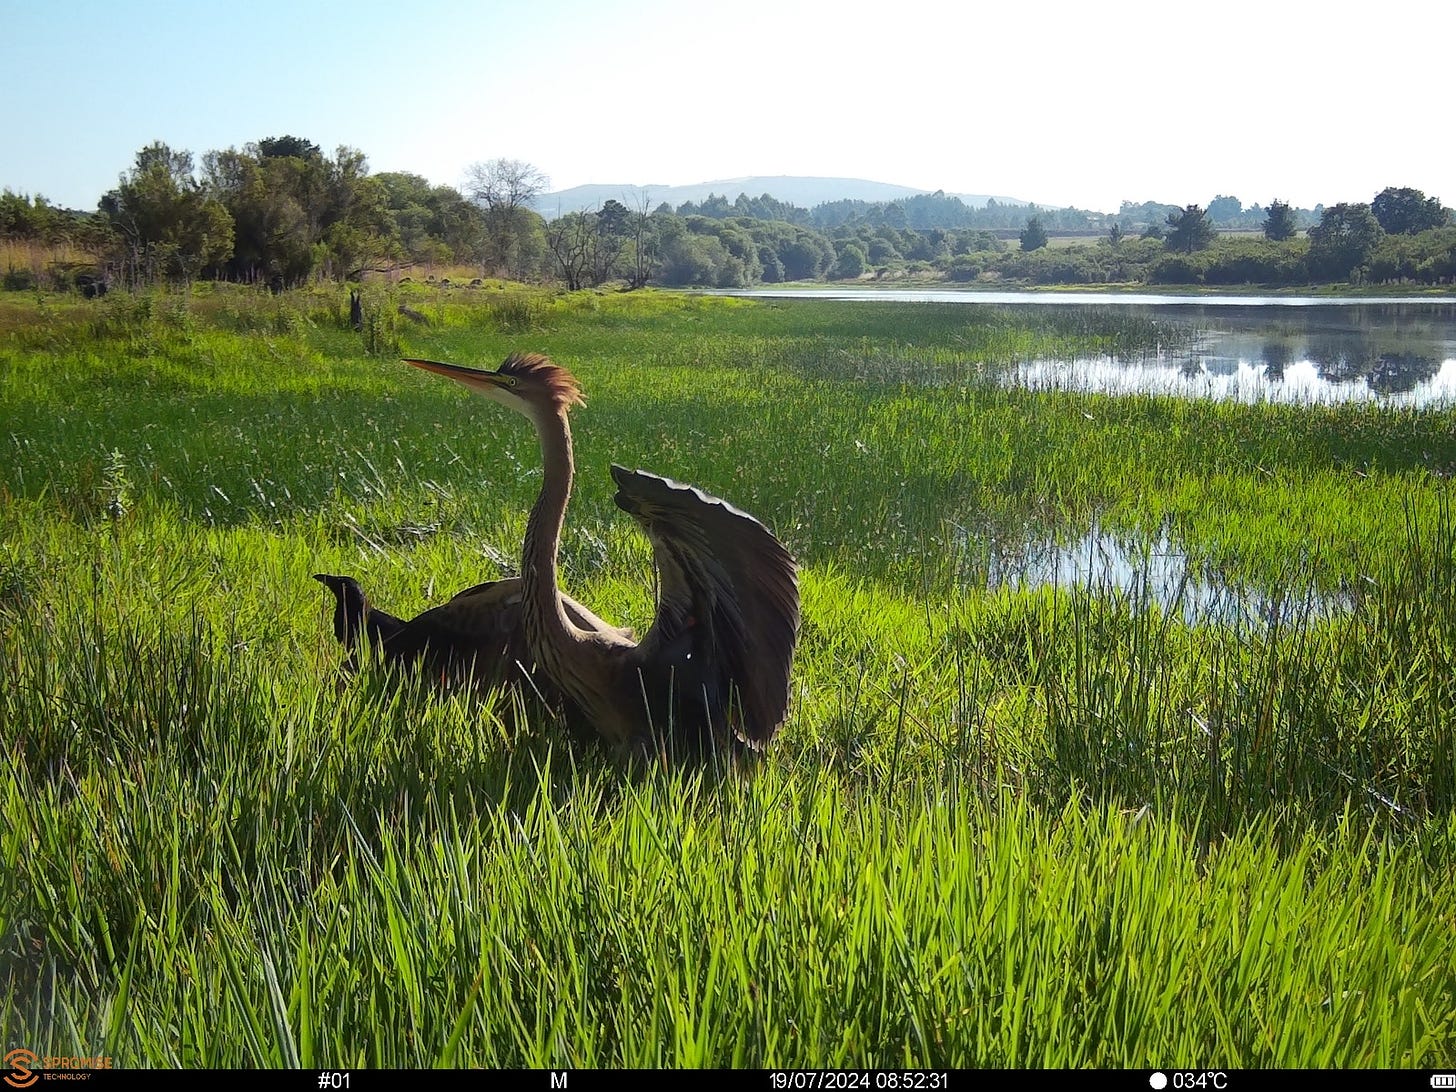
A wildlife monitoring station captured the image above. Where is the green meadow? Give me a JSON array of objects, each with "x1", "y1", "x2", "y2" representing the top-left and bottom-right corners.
[{"x1": 2, "y1": 285, "x2": 1454, "y2": 1067}]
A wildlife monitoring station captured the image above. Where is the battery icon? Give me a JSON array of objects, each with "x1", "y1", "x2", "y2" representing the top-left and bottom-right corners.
[{"x1": 1431, "y1": 1077, "x2": 1455, "y2": 1089}]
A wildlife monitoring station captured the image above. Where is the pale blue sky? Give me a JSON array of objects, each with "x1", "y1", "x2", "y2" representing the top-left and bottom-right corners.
[{"x1": 2, "y1": 0, "x2": 1451, "y2": 214}]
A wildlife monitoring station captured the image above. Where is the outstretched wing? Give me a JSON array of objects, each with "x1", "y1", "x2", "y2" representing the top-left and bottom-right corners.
[
  {"x1": 315, "y1": 573, "x2": 633, "y2": 690},
  {"x1": 374, "y1": 578, "x2": 528, "y2": 685},
  {"x1": 610, "y1": 464, "x2": 799, "y2": 747}
]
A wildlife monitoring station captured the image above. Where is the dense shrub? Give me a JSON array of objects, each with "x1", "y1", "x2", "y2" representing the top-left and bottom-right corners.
[
  {"x1": 1146, "y1": 254, "x2": 1202, "y2": 284},
  {"x1": 2, "y1": 267, "x2": 37, "y2": 291},
  {"x1": 999, "y1": 248, "x2": 1106, "y2": 284},
  {"x1": 946, "y1": 256, "x2": 983, "y2": 282}
]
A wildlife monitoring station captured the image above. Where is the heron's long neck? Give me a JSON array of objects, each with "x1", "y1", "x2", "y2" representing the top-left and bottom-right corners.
[{"x1": 522, "y1": 406, "x2": 580, "y2": 651}]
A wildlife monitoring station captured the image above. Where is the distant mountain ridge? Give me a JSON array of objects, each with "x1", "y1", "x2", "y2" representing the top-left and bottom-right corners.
[{"x1": 532, "y1": 175, "x2": 1030, "y2": 218}]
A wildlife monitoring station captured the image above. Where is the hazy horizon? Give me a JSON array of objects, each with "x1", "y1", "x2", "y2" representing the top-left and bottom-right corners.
[{"x1": 2, "y1": 0, "x2": 1451, "y2": 215}]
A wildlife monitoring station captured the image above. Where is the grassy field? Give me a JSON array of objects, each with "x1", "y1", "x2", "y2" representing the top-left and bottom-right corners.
[{"x1": 2, "y1": 283, "x2": 1454, "y2": 1067}]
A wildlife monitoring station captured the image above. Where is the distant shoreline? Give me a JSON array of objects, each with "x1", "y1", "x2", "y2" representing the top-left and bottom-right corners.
[{"x1": 702, "y1": 280, "x2": 1456, "y2": 301}]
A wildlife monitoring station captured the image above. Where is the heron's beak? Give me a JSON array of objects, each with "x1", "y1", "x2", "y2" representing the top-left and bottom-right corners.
[{"x1": 402, "y1": 358, "x2": 512, "y2": 392}]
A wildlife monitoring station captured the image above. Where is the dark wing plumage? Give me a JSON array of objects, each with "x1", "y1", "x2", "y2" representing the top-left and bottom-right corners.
[
  {"x1": 384, "y1": 578, "x2": 527, "y2": 680},
  {"x1": 313, "y1": 574, "x2": 406, "y2": 650},
  {"x1": 315, "y1": 574, "x2": 630, "y2": 687},
  {"x1": 315, "y1": 573, "x2": 524, "y2": 683},
  {"x1": 609, "y1": 464, "x2": 799, "y2": 747}
]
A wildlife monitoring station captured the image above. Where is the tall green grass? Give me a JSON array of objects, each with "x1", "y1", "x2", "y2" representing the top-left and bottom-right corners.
[{"x1": 2, "y1": 287, "x2": 1454, "y2": 1066}]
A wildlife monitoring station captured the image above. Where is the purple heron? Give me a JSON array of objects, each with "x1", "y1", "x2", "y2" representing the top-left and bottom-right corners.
[{"x1": 401, "y1": 352, "x2": 799, "y2": 757}]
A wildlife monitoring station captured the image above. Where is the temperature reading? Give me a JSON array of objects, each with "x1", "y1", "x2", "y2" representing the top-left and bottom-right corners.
[
  {"x1": 1170, "y1": 1074, "x2": 1226, "y2": 1090},
  {"x1": 1152, "y1": 1073, "x2": 1228, "y2": 1090}
]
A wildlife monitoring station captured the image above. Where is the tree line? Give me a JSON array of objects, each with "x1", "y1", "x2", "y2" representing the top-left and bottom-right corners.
[
  {"x1": 1001, "y1": 191, "x2": 1454, "y2": 287},
  {"x1": 2, "y1": 137, "x2": 1453, "y2": 292},
  {"x1": 1, "y1": 139, "x2": 538, "y2": 291},
  {"x1": 674, "y1": 190, "x2": 1324, "y2": 236}
]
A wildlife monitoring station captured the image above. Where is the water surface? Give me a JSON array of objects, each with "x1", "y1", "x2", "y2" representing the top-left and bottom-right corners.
[
  {"x1": 725, "y1": 290, "x2": 1456, "y2": 405},
  {"x1": 732, "y1": 288, "x2": 1452, "y2": 307},
  {"x1": 975, "y1": 522, "x2": 1350, "y2": 626}
]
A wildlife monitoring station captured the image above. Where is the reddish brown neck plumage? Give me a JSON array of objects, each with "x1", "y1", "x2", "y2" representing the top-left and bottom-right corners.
[{"x1": 519, "y1": 402, "x2": 583, "y2": 663}]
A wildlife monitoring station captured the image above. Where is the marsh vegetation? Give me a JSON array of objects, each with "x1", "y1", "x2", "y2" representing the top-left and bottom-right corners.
[{"x1": 2, "y1": 286, "x2": 1453, "y2": 1065}]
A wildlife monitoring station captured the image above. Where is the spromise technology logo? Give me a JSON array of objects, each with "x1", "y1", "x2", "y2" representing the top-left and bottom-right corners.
[
  {"x1": 4, "y1": 1050, "x2": 112, "y2": 1086},
  {"x1": 4, "y1": 1050, "x2": 38, "y2": 1090}
]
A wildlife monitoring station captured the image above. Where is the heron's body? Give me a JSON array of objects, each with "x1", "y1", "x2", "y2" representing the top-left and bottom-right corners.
[
  {"x1": 403, "y1": 352, "x2": 799, "y2": 757},
  {"x1": 313, "y1": 572, "x2": 630, "y2": 698}
]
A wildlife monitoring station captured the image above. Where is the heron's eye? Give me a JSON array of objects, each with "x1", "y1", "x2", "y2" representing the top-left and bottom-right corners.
[{"x1": 507, "y1": 377, "x2": 518, "y2": 388}]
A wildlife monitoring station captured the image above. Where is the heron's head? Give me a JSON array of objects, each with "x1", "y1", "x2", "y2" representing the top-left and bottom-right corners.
[{"x1": 403, "y1": 352, "x2": 584, "y2": 417}]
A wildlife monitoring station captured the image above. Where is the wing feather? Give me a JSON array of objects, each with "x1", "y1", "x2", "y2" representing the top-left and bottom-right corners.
[
  {"x1": 319, "y1": 576, "x2": 630, "y2": 689},
  {"x1": 610, "y1": 464, "x2": 799, "y2": 746},
  {"x1": 381, "y1": 578, "x2": 524, "y2": 679}
]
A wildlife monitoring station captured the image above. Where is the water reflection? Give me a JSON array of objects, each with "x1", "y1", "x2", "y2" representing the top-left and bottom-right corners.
[
  {"x1": 1014, "y1": 356, "x2": 1456, "y2": 406},
  {"x1": 724, "y1": 291, "x2": 1456, "y2": 405},
  {"x1": 730, "y1": 289, "x2": 1450, "y2": 307},
  {"x1": 1015, "y1": 301, "x2": 1456, "y2": 405},
  {"x1": 977, "y1": 523, "x2": 1349, "y2": 626},
  {"x1": 1368, "y1": 352, "x2": 1441, "y2": 395}
]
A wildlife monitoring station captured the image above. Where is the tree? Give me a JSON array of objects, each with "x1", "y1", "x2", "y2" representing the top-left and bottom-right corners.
[
  {"x1": 464, "y1": 157, "x2": 548, "y2": 213},
  {"x1": 757, "y1": 244, "x2": 785, "y2": 283},
  {"x1": 1164, "y1": 205, "x2": 1215, "y2": 254},
  {"x1": 322, "y1": 170, "x2": 395, "y2": 279},
  {"x1": 258, "y1": 135, "x2": 322, "y2": 161},
  {"x1": 779, "y1": 232, "x2": 833, "y2": 280},
  {"x1": 200, "y1": 138, "x2": 386, "y2": 284},
  {"x1": 1206, "y1": 195, "x2": 1243, "y2": 224},
  {"x1": 203, "y1": 145, "x2": 312, "y2": 283},
  {"x1": 1371, "y1": 186, "x2": 1449, "y2": 235},
  {"x1": 0, "y1": 191, "x2": 67, "y2": 245},
  {"x1": 830, "y1": 241, "x2": 867, "y2": 279},
  {"x1": 1263, "y1": 199, "x2": 1297, "y2": 242},
  {"x1": 625, "y1": 191, "x2": 658, "y2": 288},
  {"x1": 372, "y1": 173, "x2": 430, "y2": 249},
  {"x1": 545, "y1": 204, "x2": 633, "y2": 290},
  {"x1": 465, "y1": 157, "x2": 549, "y2": 277},
  {"x1": 1019, "y1": 216, "x2": 1048, "y2": 251},
  {"x1": 867, "y1": 236, "x2": 901, "y2": 264},
  {"x1": 655, "y1": 231, "x2": 744, "y2": 287},
  {"x1": 591, "y1": 199, "x2": 631, "y2": 283},
  {"x1": 372, "y1": 171, "x2": 483, "y2": 265},
  {"x1": 1107, "y1": 222, "x2": 1124, "y2": 247},
  {"x1": 546, "y1": 211, "x2": 595, "y2": 290},
  {"x1": 430, "y1": 184, "x2": 486, "y2": 263},
  {"x1": 697, "y1": 193, "x2": 733, "y2": 218},
  {"x1": 1308, "y1": 202, "x2": 1383, "y2": 281},
  {"x1": 101, "y1": 142, "x2": 233, "y2": 284}
]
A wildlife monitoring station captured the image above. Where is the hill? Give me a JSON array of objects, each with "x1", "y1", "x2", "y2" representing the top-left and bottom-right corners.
[{"x1": 532, "y1": 175, "x2": 1029, "y2": 218}]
